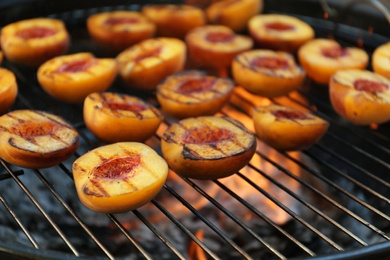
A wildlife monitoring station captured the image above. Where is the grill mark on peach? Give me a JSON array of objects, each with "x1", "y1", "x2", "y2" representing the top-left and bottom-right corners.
[
  {"x1": 205, "y1": 31, "x2": 234, "y2": 43},
  {"x1": 250, "y1": 56, "x2": 290, "y2": 70},
  {"x1": 118, "y1": 145, "x2": 159, "y2": 179},
  {"x1": 270, "y1": 109, "x2": 314, "y2": 125},
  {"x1": 86, "y1": 179, "x2": 109, "y2": 197},
  {"x1": 4, "y1": 115, "x2": 59, "y2": 145},
  {"x1": 134, "y1": 46, "x2": 163, "y2": 63}
]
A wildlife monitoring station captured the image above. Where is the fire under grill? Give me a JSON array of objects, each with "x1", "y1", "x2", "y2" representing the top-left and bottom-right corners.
[{"x1": 0, "y1": 0, "x2": 389, "y2": 259}]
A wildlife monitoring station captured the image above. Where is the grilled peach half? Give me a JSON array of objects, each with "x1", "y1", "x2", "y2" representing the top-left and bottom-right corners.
[
  {"x1": 298, "y1": 38, "x2": 368, "y2": 84},
  {"x1": 156, "y1": 70, "x2": 234, "y2": 118},
  {"x1": 87, "y1": 11, "x2": 156, "y2": 52},
  {"x1": 141, "y1": 4, "x2": 206, "y2": 39},
  {"x1": 185, "y1": 25, "x2": 253, "y2": 74},
  {"x1": 206, "y1": 0, "x2": 263, "y2": 32},
  {"x1": 248, "y1": 14, "x2": 314, "y2": 53},
  {"x1": 329, "y1": 69, "x2": 390, "y2": 125},
  {"x1": 0, "y1": 51, "x2": 3, "y2": 65},
  {"x1": 84, "y1": 92, "x2": 163, "y2": 143},
  {"x1": 72, "y1": 142, "x2": 168, "y2": 213},
  {"x1": 161, "y1": 116, "x2": 256, "y2": 180},
  {"x1": 372, "y1": 42, "x2": 390, "y2": 80},
  {"x1": 0, "y1": 110, "x2": 79, "y2": 169},
  {"x1": 252, "y1": 105, "x2": 329, "y2": 151},
  {"x1": 232, "y1": 49, "x2": 305, "y2": 98},
  {"x1": 0, "y1": 18, "x2": 70, "y2": 67},
  {"x1": 117, "y1": 37, "x2": 186, "y2": 91},
  {"x1": 0, "y1": 68, "x2": 18, "y2": 115},
  {"x1": 37, "y1": 52, "x2": 117, "y2": 103}
]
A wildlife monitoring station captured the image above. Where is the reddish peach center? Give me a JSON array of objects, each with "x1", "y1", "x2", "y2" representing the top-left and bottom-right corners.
[
  {"x1": 178, "y1": 78, "x2": 215, "y2": 94},
  {"x1": 183, "y1": 127, "x2": 234, "y2": 144},
  {"x1": 205, "y1": 32, "x2": 234, "y2": 43},
  {"x1": 15, "y1": 26, "x2": 57, "y2": 39},
  {"x1": 250, "y1": 57, "x2": 289, "y2": 70},
  {"x1": 11, "y1": 121, "x2": 59, "y2": 141},
  {"x1": 104, "y1": 17, "x2": 139, "y2": 25},
  {"x1": 265, "y1": 22, "x2": 294, "y2": 31},
  {"x1": 353, "y1": 79, "x2": 388, "y2": 94},
  {"x1": 272, "y1": 110, "x2": 308, "y2": 120},
  {"x1": 321, "y1": 46, "x2": 348, "y2": 59},
  {"x1": 103, "y1": 100, "x2": 147, "y2": 113},
  {"x1": 92, "y1": 155, "x2": 140, "y2": 180},
  {"x1": 56, "y1": 59, "x2": 96, "y2": 73},
  {"x1": 134, "y1": 47, "x2": 162, "y2": 62}
]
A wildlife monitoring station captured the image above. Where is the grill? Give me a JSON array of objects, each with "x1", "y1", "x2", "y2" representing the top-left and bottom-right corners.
[{"x1": 0, "y1": 0, "x2": 389, "y2": 259}]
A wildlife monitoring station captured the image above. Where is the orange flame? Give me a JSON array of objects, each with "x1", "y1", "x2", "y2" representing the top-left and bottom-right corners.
[{"x1": 188, "y1": 229, "x2": 207, "y2": 260}]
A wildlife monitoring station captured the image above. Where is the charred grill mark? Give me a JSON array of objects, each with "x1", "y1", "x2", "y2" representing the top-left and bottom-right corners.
[{"x1": 85, "y1": 179, "x2": 109, "y2": 197}]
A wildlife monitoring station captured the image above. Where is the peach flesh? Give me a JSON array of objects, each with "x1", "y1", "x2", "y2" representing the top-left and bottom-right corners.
[
  {"x1": 353, "y1": 79, "x2": 388, "y2": 94},
  {"x1": 250, "y1": 56, "x2": 289, "y2": 69},
  {"x1": 178, "y1": 78, "x2": 215, "y2": 94},
  {"x1": 271, "y1": 110, "x2": 308, "y2": 120},
  {"x1": 91, "y1": 155, "x2": 140, "y2": 180},
  {"x1": 15, "y1": 27, "x2": 57, "y2": 39},
  {"x1": 182, "y1": 127, "x2": 234, "y2": 144}
]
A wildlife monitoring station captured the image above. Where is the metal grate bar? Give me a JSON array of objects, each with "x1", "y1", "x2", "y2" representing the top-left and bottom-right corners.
[
  {"x1": 132, "y1": 208, "x2": 187, "y2": 260},
  {"x1": 105, "y1": 214, "x2": 154, "y2": 260},
  {"x1": 282, "y1": 152, "x2": 390, "y2": 240},
  {"x1": 162, "y1": 184, "x2": 253, "y2": 259},
  {"x1": 151, "y1": 199, "x2": 220, "y2": 260},
  {"x1": 234, "y1": 170, "x2": 344, "y2": 252},
  {"x1": 212, "y1": 178, "x2": 316, "y2": 257},
  {"x1": 0, "y1": 181, "x2": 39, "y2": 249},
  {"x1": 0, "y1": 162, "x2": 80, "y2": 256},
  {"x1": 181, "y1": 176, "x2": 292, "y2": 259},
  {"x1": 33, "y1": 169, "x2": 115, "y2": 259}
]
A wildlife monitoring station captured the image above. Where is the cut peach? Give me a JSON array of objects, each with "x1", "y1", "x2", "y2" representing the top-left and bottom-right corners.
[
  {"x1": 248, "y1": 14, "x2": 314, "y2": 53},
  {"x1": 84, "y1": 92, "x2": 163, "y2": 143},
  {"x1": 156, "y1": 70, "x2": 234, "y2": 118},
  {"x1": 0, "y1": 110, "x2": 79, "y2": 169},
  {"x1": 232, "y1": 49, "x2": 305, "y2": 97},
  {"x1": 186, "y1": 25, "x2": 253, "y2": 73},
  {"x1": 0, "y1": 68, "x2": 18, "y2": 115},
  {"x1": 372, "y1": 42, "x2": 390, "y2": 80},
  {"x1": 329, "y1": 69, "x2": 390, "y2": 125},
  {"x1": 141, "y1": 4, "x2": 206, "y2": 39},
  {"x1": 252, "y1": 105, "x2": 329, "y2": 151},
  {"x1": 0, "y1": 18, "x2": 70, "y2": 67},
  {"x1": 161, "y1": 116, "x2": 256, "y2": 180},
  {"x1": 87, "y1": 11, "x2": 156, "y2": 52},
  {"x1": 206, "y1": 0, "x2": 263, "y2": 32},
  {"x1": 37, "y1": 52, "x2": 117, "y2": 103},
  {"x1": 298, "y1": 38, "x2": 369, "y2": 84},
  {"x1": 72, "y1": 142, "x2": 168, "y2": 213},
  {"x1": 0, "y1": 51, "x2": 3, "y2": 65},
  {"x1": 116, "y1": 37, "x2": 186, "y2": 91}
]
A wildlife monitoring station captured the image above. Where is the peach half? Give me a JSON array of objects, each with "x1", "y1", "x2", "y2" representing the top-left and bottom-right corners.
[
  {"x1": 252, "y1": 105, "x2": 329, "y2": 151},
  {"x1": 185, "y1": 25, "x2": 253, "y2": 73},
  {"x1": 248, "y1": 14, "x2": 314, "y2": 53},
  {"x1": 0, "y1": 110, "x2": 79, "y2": 169},
  {"x1": 232, "y1": 49, "x2": 305, "y2": 98},
  {"x1": 0, "y1": 68, "x2": 18, "y2": 115},
  {"x1": 72, "y1": 142, "x2": 168, "y2": 213},
  {"x1": 372, "y1": 42, "x2": 390, "y2": 80},
  {"x1": 116, "y1": 37, "x2": 186, "y2": 91},
  {"x1": 84, "y1": 92, "x2": 163, "y2": 143},
  {"x1": 0, "y1": 18, "x2": 70, "y2": 67},
  {"x1": 141, "y1": 4, "x2": 206, "y2": 39},
  {"x1": 298, "y1": 38, "x2": 369, "y2": 84},
  {"x1": 206, "y1": 0, "x2": 263, "y2": 32},
  {"x1": 37, "y1": 52, "x2": 117, "y2": 103},
  {"x1": 87, "y1": 11, "x2": 156, "y2": 52},
  {"x1": 156, "y1": 70, "x2": 234, "y2": 118},
  {"x1": 161, "y1": 116, "x2": 256, "y2": 180},
  {"x1": 329, "y1": 69, "x2": 390, "y2": 125}
]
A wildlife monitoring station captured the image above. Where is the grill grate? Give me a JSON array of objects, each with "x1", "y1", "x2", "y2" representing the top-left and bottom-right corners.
[{"x1": 0, "y1": 1, "x2": 390, "y2": 259}]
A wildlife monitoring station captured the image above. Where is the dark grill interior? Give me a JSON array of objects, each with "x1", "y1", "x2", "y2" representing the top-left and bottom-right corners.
[{"x1": 0, "y1": 0, "x2": 389, "y2": 259}]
